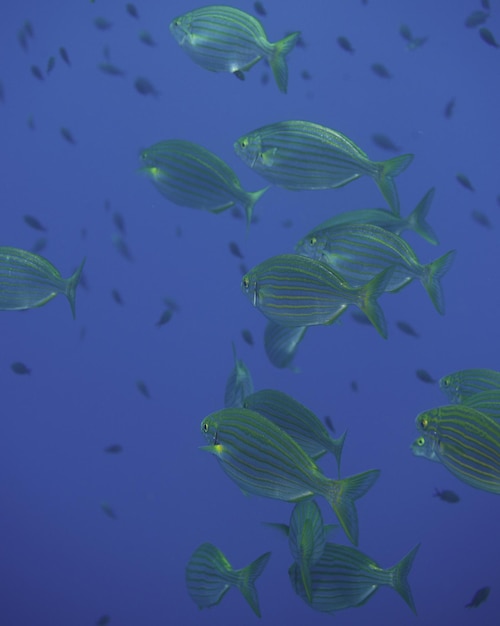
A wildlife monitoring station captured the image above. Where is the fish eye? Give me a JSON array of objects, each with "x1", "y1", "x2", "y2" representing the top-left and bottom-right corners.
[
  {"x1": 417, "y1": 437, "x2": 425, "y2": 446},
  {"x1": 202, "y1": 422, "x2": 209, "y2": 433},
  {"x1": 309, "y1": 237, "x2": 317, "y2": 245},
  {"x1": 441, "y1": 377, "x2": 450, "y2": 387},
  {"x1": 242, "y1": 276, "x2": 250, "y2": 289},
  {"x1": 239, "y1": 138, "x2": 248, "y2": 149},
  {"x1": 420, "y1": 417, "x2": 428, "y2": 429}
]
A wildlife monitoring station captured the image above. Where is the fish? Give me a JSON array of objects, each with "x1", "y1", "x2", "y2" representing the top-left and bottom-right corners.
[
  {"x1": 18, "y1": 29, "x2": 28, "y2": 52},
  {"x1": 134, "y1": 76, "x2": 160, "y2": 97},
  {"x1": 185, "y1": 543, "x2": 271, "y2": 616},
  {"x1": 471, "y1": 209, "x2": 492, "y2": 229},
  {"x1": 396, "y1": 320, "x2": 419, "y2": 337},
  {"x1": 337, "y1": 36, "x2": 355, "y2": 53},
  {"x1": 371, "y1": 62, "x2": 392, "y2": 78},
  {"x1": 463, "y1": 390, "x2": 500, "y2": 421},
  {"x1": 111, "y1": 289, "x2": 124, "y2": 305},
  {"x1": 302, "y1": 187, "x2": 438, "y2": 245},
  {"x1": 439, "y1": 369, "x2": 500, "y2": 403},
  {"x1": 296, "y1": 224, "x2": 455, "y2": 314},
  {"x1": 112, "y1": 233, "x2": 133, "y2": 261},
  {"x1": 242, "y1": 254, "x2": 393, "y2": 337},
  {"x1": 46, "y1": 56, "x2": 56, "y2": 74},
  {"x1": 136, "y1": 380, "x2": 150, "y2": 398},
  {"x1": 139, "y1": 140, "x2": 268, "y2": 228},
  {"x1": 241, "y1": 328, "x2": 253, "y2": 346},
  {"x1": 243, "y1": 388, "x2": 346, "y2": 471},
  {"x1": 100, "y1": 503, "x2": 117, "y2": 519},
  {"x1": 264, "y1": 320, "x2": 307, "y2": 370},
  {"x1": 11, "y1": 362, "x2": 31, "y2": 375},
  {"x1": 59, "y1": 46, "x2": 71, "y2": 66},
  {"x1": 444, "y1": 97, "x2": 456, "y2": 118},
  {"x1": 60, "y1": 127, "x2": 76, "y2": 145},
  {"x1": 371, "y1": 133, "x2": 400, "y2": 152},
  {"x1": 125, "y1": 3, "x2": 139, "y2": 19},
  {"x1": 289, "y1": 542, "x2": 419, "y2": 614},
  {"x1": 324, "y1": 416, "x2": 335, "y2": 432},
  {"x1": 155, "y1": 309, "x2": 172, "y2": 327},
  {"x1": 399, "y1": 24, "x2": 413, "y2": 42},
  {"x1": 479, "y1": 27, "x2": 500, "y2": 47},
  {"x1": 229, "y1": 241, "x2": 244, "y2": 259},
  {"x1": 201, "y1": 408, "x2": 380, "y2": 545},
  {"x1": 30, "y1": 65, "x2": 44, "y2": 81},
  {"x1": 465, "y1": 10, "x2": 489, "y2": 28},
  {"x1": 170, "y1": 6, "x2": 300, "y2": 92},
  {"x1": 31, "y1": 237, "x2": 47, "y2": 254},
  {"x1": 351, "y1": 380, "x2": 359, "y2": 392},
  {"x1": 104, "y1": 444, "x2": 123, "y2": 454},
  {"x1": 234, "y1": 120, "x2": 413, "y2": 214},
  {"x1": 96, "y1": 615, "x2": 111, "y2": 626},
  {"x1": 413, "y1": 405, "x2": 500, "y2": 493},
  {"x1": 416, "y1": 369, "x2": 436, "y2": 384},
  {"x1": 98, "y1": 62, "x2": 126, "y2": 77},
  {"x1": 94, "y1": 16, "x2": 112, "y2": 30},
  {"x1": 139, "y1": 31, "x2": 156, "y2": 46},
  {"x1": 253, "y1": 2, "x2": 267, "y2": 17},
  {"x1": 456, "y1": 172, "x2": 474, "y2": 191},
  {"x1": 224, "y1": 342, "x2": 254, "y2": 408},
  {"x1": 433, "y1": 488, "x2": 460, "y2": 503},
  {"x1": 112, "y1": 212, "x2": 126, "y2": 235},
  {"x1": 465, "y1": 586, "x2": 491, "y2": 608},
  {"x1": 0, "y1": 247, "x2": 85, "y2": 318},
  {"x1": 24, "y1": 19, "x2": 35, "y2": 39},
  {"x1": 23, "y1": 215, "x2": 47, "y2": 232}
]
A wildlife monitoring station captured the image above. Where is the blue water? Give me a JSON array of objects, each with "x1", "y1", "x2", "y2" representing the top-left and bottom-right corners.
[{"x1": 1, "y1": 1, "x2": 499, "y2": 624}]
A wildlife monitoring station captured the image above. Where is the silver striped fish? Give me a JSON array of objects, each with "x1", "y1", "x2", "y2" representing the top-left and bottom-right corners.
[
  {"x1": 234, "y1": 120, "x2": 414, "y2": 213},
  {"x1": 296, "y1": 223, "x2": 455, "y2": 314},
  {"x1": 224, "y1": 342, "x2": 254, "y2": 408},
  {"x1": 289, "y1": 542, "x2": 420, "y2": 614},
  {"x1": 243, "y1": 388, "x2": 346, "y2": 472},
  {"x1": 463, "y1": 390, "x2": 500, "y2": 421},
  {"x1": 0, "y1": 246, "x2": 85, "y2": 319},
  {"x1": 439, "y1": 368, "x2": 500, "y2": 403},
  {"x1": 413, "y1": 405, "x2": 500, "y2": 493},
  {"x1": 200, "y1": 408, "x2": 380, "y2": 545},
  {"x1": 139, "y1": 140, "x2": 268, "y2": 228},
  {"x1": 241, "y1": 254, "x2": 393, "y2": 338},
  {"x1": 264, "y1": 320, "x2": 307, "y2": 371},
  {"x1": 170, "y1": 6, "x2": 300, "y2": 92},
  {"x1": 185, "y1": 542, "x2": 271, "y2": 617}
]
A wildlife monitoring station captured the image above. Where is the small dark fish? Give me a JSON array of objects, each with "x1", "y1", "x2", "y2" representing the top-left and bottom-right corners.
[
  {"x1": 456, "y1": 173, "x2": 474, "y2": 191},
  {"x1": 433, "y1": 488, "x2": 460, "y2": 503},
  {"x1": 396, "y1": 320, "x2": 419, "y2": 338},
  {"x1": 465, "y1": 10, "x2": 489, "y2": 28},
  {"x1": 59, "y1": 46, "x2": 71, "y2": 66},
  {"x1": 399, "y1": 24, "x2": 413, "y2": 42},
  {"x1": 134, "y1": 76, "x2": 160, "y2": 97},
  {"x1": 11, "y1": 361, "x2": 31, "y2": 375},
  {"x1": 254, "y1": 1, "x2": 267, "y2": 16},
  {"x1": 300, "y1": 69, "x2": 312, "y2": 81},
  {"x1": 112, "y1": 212, "x2": 126, "y2": 234},
  {"x1": 337, "y1": 36, "x2": 354, "y2": 53},
  {"x1": 479, "y1": 27, "x2": 500, "y2": 48},
  {"x1": 30, "y1": 65, "x2": 44, "y2": 81},
  {"x1": 407, "y1": 36, "x2": 428, "y2": 51},
  {"x1": 324, "y1": 415, "x2": 335, "y2": 432},
  {"x1": 23, "y1": 214, "x2": 46, "y2": 232},
  {"x1": 229, "y1": 241, "x2": 244, "y2": 259},
  {"x1": 350, "y1": 380, "x2": 359, "y2": 392},
  {"x1": 96, "y1": 615, "x2": 111, "y2": 626},
  {"x1": 230, "y1": 207, "x2": 243, "y2": 220},
  {"x1": 371, "y1": 63, "x2": 392, "y2": 79},
  {"x1": 24, "y1": 20, "x2": 35, "y2": 38},
  {"x1": 94, "y1": 16, "x2": 112, "y2": 31},
  {"x1": 112, "y1": 233, "x2": 133, "y2": 261},
  {"x1": 471, "y1": 209, "x2": 492, "y2": 229},
  {"x1": 465, "y1": 586, "x2": 490, "y2": 608},
  {"x1": 136, "y1": 379, "x2": 150, "y2": 398},
  {"x1": 100, "y1": 503, "x2": 117, "y2": 519},
  {"x1": 241, "y1": 328, "x2": 254, "y2": 346},
  {"x1": 126, "y1": 3, "x2": 139, "y2": 18},
  {"x1": 371, "y1": 133, "x2": 400, "y2": 152},
  {"x1": 155, "y1": 309, "x2": 172, "y2": 327},
  {"x1": 444, "y1": 97, "x2": 456, "y2": 119},
  {"x1": 46, "y1": 56, "x2": 56, "y2": 74},
  {"x1": 139, "y1": 30, "x2": 156, "y2": 47},
  {"x1": 163, "y1": 296, "x2": 180, "y2": 312},
  {"x1": 481, "y1": 0, "x2": 490, "y2": 10},
  {"x1": 260, "y1": 71, "x2": 270, "y2": 85},
  {"x1": 282, "y1": 218, "x2": 293, "y2": 228},
  {"x1": 111, "y1": 289, "x2": 124, "y2": 305},
  {"x1": 233, "y1": 69, "x2": 245, "y2": 81},
  {"x1": 350, "y1": 310, "x2": 372, "y2": 325},
  {"x1": 416, "y1": 368, "x2": 436, "y2": 384},
  {"x1": 104, "y1": 444, "x2": 123, "y2": 454},
  {"x1": 98, "y1": 62, "x2": 125, "y2": 77},
  {"x1": 60, "y1": 127, "x2": 76, "y2": 145},
  {"x1": 17, "y1": 28, "x2": 28, "y2": 52},
  {"x1": 31, "y1": 237, "x2": 47, "y2": 254}
]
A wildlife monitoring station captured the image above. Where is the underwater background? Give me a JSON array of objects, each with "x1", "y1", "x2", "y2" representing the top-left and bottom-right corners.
[{"x1": 1, "y1": 0, "x2": 499, "y2": 624}]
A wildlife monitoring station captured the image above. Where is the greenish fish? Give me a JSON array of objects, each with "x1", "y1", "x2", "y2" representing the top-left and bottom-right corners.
[
  {"x1": 289, "y1": 542, "x2": 420, "y2": 614},
  {"x1": 200, "y1": 408, "x2": 380, "y2": 545},
  {"x1": 264, "y1": 320, "x2": 307, "y2": 370},
  {"x1": 234, "y1": 120, "x2": 413, "y2": 213},
  {"x1": 463, "y1": 390, "x2": 500, "y2": 421},
  {"x1": 139, "y1": 140, "x2": 268, "y2": 228},
  {"x1": 241, "y1": 253, "x2": 393, "y2": 338},
  {"x1": 296, "y1": 224, "x2": 455, "y2": 314},
  {"x1": 413, "y1": 405, "x2": 500, "y2": 493},
  {"x1": 0, "y1": 246, "x2": 85, "y2": 319},
  {"x1": 303, "y1": 187, "x2": 438, "y2": 245},
  {"x1": 224, "y1": 342, "x2": 254, "y2": 408},
  {"x1": 170, "y1": 6, "x2": 300, "y2": 92},
  {"x1": 243, "y1": 388, "x2": 346, "y2": 472},
  {"x1": 439, "y1": 368, "x2": 500, "y2": 403},
  {"x1": 185, "y1": 543, "x2": 271, "y2": 617}
]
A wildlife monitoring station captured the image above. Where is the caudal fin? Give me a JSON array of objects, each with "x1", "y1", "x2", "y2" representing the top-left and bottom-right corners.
[
  {"x1": 244, "y1": 186, "x2": 269, "y2": 230},
  {"x1": 237, "y1": 551, "x2": 272, "y2": 617},
  {"x1": 387, "y1": 544, "x2": 420, "y2": 614},
  {"x1": 357, "y1": 266, "x2": 394, "y2": 338},
  {"x1": 375, "y1": 154, "x2": 414, "y2": 215},
  {"x1": 421, "y1": 250, "x2": 456, "y2": 314},
  {"x1": 66, "y1": 257, "x2": 86, "y2": 319},
  {"x1": 328, "y1": 469, "x2": 381, "y2": 546},
  {"x1": 327, "y1": 429, "x2": 347, "y2": 476},
  {"x1": 269, "y1": 31, "x2": 301, "y2": 93},
  {"x1": 407, "y1": 187, "x2": 439, "y2": 245}
]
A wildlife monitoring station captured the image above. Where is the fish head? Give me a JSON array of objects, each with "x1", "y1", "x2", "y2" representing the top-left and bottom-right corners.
[
  {"x1": 411, "y1": 435, "x2": 439, "y2": 461},
  {"x1": 200, "y1": 414, "x2": 219, "y2": 445},
  {"x1": 295, "y1": 235, "x2": 325, "y2": 261},
  {"x1": 241, "y1": 271, "x2": 259, "y2": 306},
  {"x1": 415, "y1": 408, "x2": 439, "y2": 432},
  {"x1": 234, "y1": 133, "x2": 262, "y2": 168},
  {"x1": 438, "y1": 374, "x2": 460, "y2": 402},
  {"x1": 169, "y1": 13, "x2": 193, "y2": 45}
]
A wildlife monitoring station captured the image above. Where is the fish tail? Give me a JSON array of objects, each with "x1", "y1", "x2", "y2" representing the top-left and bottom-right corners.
[
  {"x1": 375, "y1": 153, "x2": 414, "y2": 214},
  {"x1": 328, "y1": 429, "x2": 348, "y2": 476},
  {"x1": 357, "y1": 267, "x2": 394, "y2": 338},
  {"x1": 421, "y1": 250, "x2": 456, "y2": 314},
  {"x1": 66, "y1": 257, "x2": 86, "y2": 319},
  {"x1": 269, "y1": 31, "x2": 301, "y2": 93},
  {"x1": 236, "y1": 551, "x2": 272, "y2": 617},
  {"x1": 327, "y1": 469, "x2": 381, "y2": 546},
  {"x1": 301, "y1": 562, "x2": 313, "y2": 603},
  {"x1": 387, "y1": 544, "x2": 420, "y2": 614},
  {"x1": 244, "y1": 186, "x2": 269, "y2": 230},
  {"x1": 407, "y1": 187, "x2": 439, "y2": 245}
]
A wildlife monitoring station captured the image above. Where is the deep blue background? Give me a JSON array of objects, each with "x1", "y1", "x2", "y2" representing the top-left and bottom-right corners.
[{"x1": 1, "y1": 1, "x2": 499, "y2": 624}]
